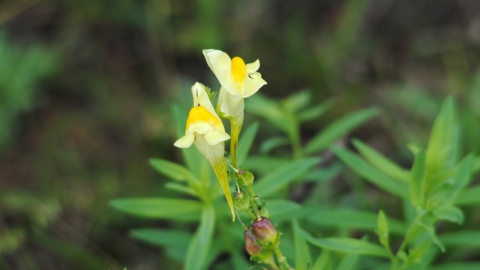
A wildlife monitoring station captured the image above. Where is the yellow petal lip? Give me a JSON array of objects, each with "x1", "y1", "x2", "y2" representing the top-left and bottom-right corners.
[{"x1": 203, "y1": 49, "x2": 267, "y2": 98}]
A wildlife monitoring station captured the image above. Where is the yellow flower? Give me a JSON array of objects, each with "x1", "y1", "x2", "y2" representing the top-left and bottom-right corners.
[
  {"x1": 203, "y1": 49, "x2": 267, "y2": 98},
  {"x1": 203, "y1": 49, "x2": 267, "y2": 167},
  {"x1": 174, "y1": 82, "x2": 235, "y2": 220}
]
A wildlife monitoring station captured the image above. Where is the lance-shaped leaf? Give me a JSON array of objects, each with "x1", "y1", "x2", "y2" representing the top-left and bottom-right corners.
[{"x1": 409, "y1": 150, "x2": 426, "y2": 208}]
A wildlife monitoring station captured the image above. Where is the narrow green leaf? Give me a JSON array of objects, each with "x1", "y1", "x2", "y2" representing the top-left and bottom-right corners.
[
  {"x1": 428, "y1": 263, "x2": 480, "y2": 270},
  {"x1": 298, "y1": 98, "x2": 334, "y2": 123},
  {"x1": 409, "y1": 150, "x2": 426, "y2": 207},
  {"x1": 442, "y1": 154, "x2": 473, "y2": 205},
  {"x1": 305, "y1": 107, "x2": 380, "y2": 154},
  {"x1": 425, "y1": 97, "x2": 457, "y2": 180},
  {"x1": 245, "y1": 94, "x2": 290, "y2": 133},
  {"x1": 130, "y1": 229, "x2": 192, "y2": 248},
  {"x1": 332, "y1": 147, "x2": 409, "y2": 198},
  {"x1": 377, "y1": 210, "x2": 390, "y2": 250},
  {"x1": 438, "y1": 231, "x2": 480, "y2": 248},
  {"x1": 335, "y1": 253, "x2": 358, "y2": 270},
  {"x1": 244, "y1": 156, "x2": 290, "y2": 175},
  {"x1": 433, "y1": 206, "x2": 463, "y2": 224},
  {"x1": 254, "y1": 158, "x2": 320, "y2": 197},
  {"x1": 299, "y1": 229, "x2": 390, "y2": 258},
  {"x1": 110, "y1": 198, "x2": 202, "y2": 220},
  {"x1": 454, "y1": 185, "x2": 480, "y2": 205},
  {"x1": 308, "y1": 209, "x2": 407, "y2": 235},
  {"x1": 236, "y1": 122, "x2": 259, "y2": 166},
  {"x1": 149, "y1": 159, "x2": 199, "y2": 183},
  {"x1": 472, "y1": 156, "x2": 480, "y2": 174},
  {"x1": 260, "y1": 136, "x2": 290, "y2": 154},
  {"x1": 311, "y1": 250, "x2": 332, "y2": 270},
  {"x1": 267, "y1": 200, "x2": 305, "y2": 221},
  {"x1": 304, "y1": 163, "x2": 342, "y2": 183},
  {"x1": 353, "y1": 139, "x2": 409, "y2": 182},
  {"x1": 419, "y1": 222, "x2": 445, "y2": 252},
  {"x1": 185, "y1": 204, "x2": 215, "y2": 270},
  {"x1": 165, "y1": 183, "x2": 198, "y2": 197},
  {"x1": 283, "y1": 90, "x2": 311, "y2": 112},
  {"x1": 293, "y1": 219, "x2": 312, "y2": 270}
]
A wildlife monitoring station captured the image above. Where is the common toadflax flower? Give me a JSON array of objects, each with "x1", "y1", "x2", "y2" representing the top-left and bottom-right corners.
[
  {"x1": 203, "y1": 49, "x2": 267, "y2": 166},
  {"x1": 174, "y1": 82, "x2": 235, "y2": 220}
]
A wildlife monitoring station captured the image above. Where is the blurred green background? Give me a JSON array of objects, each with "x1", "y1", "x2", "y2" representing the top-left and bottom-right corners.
[{"x1": 1, "y1": 0, "x2": 480, "y2": 269}]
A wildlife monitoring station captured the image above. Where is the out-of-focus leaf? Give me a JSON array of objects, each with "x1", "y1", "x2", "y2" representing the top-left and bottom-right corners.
[
  {"x1": 409, "y1": 150, "x2": 426, "y2": 207},
  {"x1": 283, "y1": 90, "x2": 311, "y2": 112},
  {"x1": 254, "y1": 158, "x2": 320, "y2": 197},
  {"x1": 353, "y1": 139, "x2": 409, "y2": 182},
  {"x1": 454, "y1": 185, "x2": 480, "y2": 205},
  {"x1": 293, "y1": 219, "x2": 311, "y2": 270},
  {"x1": 185, "y1": 204, "x2": 215, "y2": 270},
  {"x1": 260, "y1": 136, "x2": 290, "y2": 154},
  {"x1": 443, "y1": 154, "x2": 473, "y2": 205},
  {"x1": 266, "y1": 200, "x2": 306, "y2": 221},
  {"x1": 433, "y1": 206, "x2": 463, "y2": 224},
  {"x1": 438, "y1": 231, "x2": 480, "y2": 248},
  {"x1": 130, "y1": 229, "x2": 192, "y2": 248},
  {"x1": 299, "y1": 229, "x2": 389, "y2": 258},
  {"x1": 245, "y1": 94, "x2": 290, "y2": 133},
  {"x1": 427, "y1": 263, "x2": 480, "y2": 270},
  {"x1": 244, "y1": 156, "x2": 290, "y2": 175},
  {"x1": 304, "y1": 108, "x2": 380, "y2": 154},
  {"x1": 237, "y1": 122, "x2": 259, "y2": 166},
  {"x1": 335, "y1": 253, "x2": 358, "y2": 270},
  {"x1": 419, "y1": 222, "x2": 445, "y2": 252},
  {"x1": 110, "y1": 198, "x2": 202, "y2": 221},
  {"x1": 472, "y1": 156, "x2": 480, "y2": 174},
  {"x1": 149, "y1": 159, "x2": 199, "y2": 183},
  {"x1": 425, "y1": 97, "x2": 458, "y2": 187},
  {"x1": 165, "y1": 183, "x2": 198, "y2": 197},
  {"x1": 304, "y1": 162, "x2": 342, "y2": 182},
  {"x1": 333, "y1": 147, "x2": 409, "y2": 199},
  {"x1": 311, "y1": 250, "x2": 332, "y2": 270},
  {"x1": 308, "y1": 209, "x2": 407, "y2": 235},
  {"x1": 377, "y1": 210, "x2": 390, "y2": 251},
  {"x1": 298, "y1": 98, "x2": 334, "y2": 122}
]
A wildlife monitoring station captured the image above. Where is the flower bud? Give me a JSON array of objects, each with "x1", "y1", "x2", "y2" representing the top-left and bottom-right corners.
[
  {"x1": 244, "y1": 229, "x2": 276, "y2": 265},
  {"x1": 234, "y1": 192, "x2": 250, "y2": 211},
  {"x1": 252, "y1": 217, "x2": 280, "y2": 248},
  {"x1": 236, "y1": 169, "x2": 254, "y2": 186}
]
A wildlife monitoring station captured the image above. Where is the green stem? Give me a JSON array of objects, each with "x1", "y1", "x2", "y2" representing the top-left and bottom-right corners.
[
  {"x1": 247, "y1": 186, "x2": 261, "y2": 220},
  {"x1": 274, "y1": 247, "x2": 292, "y2": 270}
]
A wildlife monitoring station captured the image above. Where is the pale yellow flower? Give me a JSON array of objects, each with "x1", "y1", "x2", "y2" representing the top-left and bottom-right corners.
[
  {"x1": 174, "y1": 82, "x2": 235, "y2": 220},
  {"x1": 203, "y1": 49, "x2": 267, "y2": 98}
]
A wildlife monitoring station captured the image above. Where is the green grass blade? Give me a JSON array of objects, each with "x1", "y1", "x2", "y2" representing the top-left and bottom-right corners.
[
  {"x1": 297, "y1": 98, "x2": 334, "y2": 123},
  {"x1": 149, "y1": 158, "x2": 199, "y2": 183},
  {"x1": 304, "y1": 108, "x2": 380, "y2": 154},
  {"x1": 335, "y1": 253, "x2": 358, "y2": 270},
  {"x1": 299, "y1": 229, "x2": 390, "y2": 258},
  {"x1": 454, "y1": 185, "x2": 480, "y2": 205},
  {"x1": 409, "y1": 150, "x2": 426, "y2": 207},
  {"x1": 293, "y1": 219, "x2": 312, "y2": 270},
  {"x1": 185, "y1": 204, "x2": 215, "y2": 270},
  {"x1": 311, "y1": 250, "x2": 332, "y2": 270},
  {"x1": 438, "y1": 231, "x2": 480, "y2": 248},
  {"x1": 352, "y1": 139, "x2": 409, "y2": 182},
  {"x1": 254, "y1": 157, "x2": 320, "y2": 197},
  {"x1": 308, "y1": 209, "x2": 407, "y2": 235},
  {"x1": 333, "y1": 147, "x2": 409, "y2": 198},
  {"x1": 110, "y1": 198, "x2": 202, "y2": 221},
  {"x1": 130, "y1": 228, "x2": 192, "y2": 248}
]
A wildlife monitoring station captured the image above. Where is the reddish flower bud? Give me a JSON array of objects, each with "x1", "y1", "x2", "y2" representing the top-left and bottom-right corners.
[
  {"x1": 252, "y1": 217, "x2": 280, "y2": 248},
  {"x1": 244, "y1": 230, "x2": 262, "y2": 256}
]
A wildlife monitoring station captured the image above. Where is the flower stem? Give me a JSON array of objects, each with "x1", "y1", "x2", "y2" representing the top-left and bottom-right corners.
[
  {"x1": 247, "y1": 186, "x2": 261, "y2": 220},
  {"x1": 274, "y1": 247, "x2": 292, "y2": 270}
]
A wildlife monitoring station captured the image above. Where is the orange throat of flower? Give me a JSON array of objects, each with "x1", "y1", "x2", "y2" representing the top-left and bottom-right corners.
[{"x1": 186, "y1": 105, "x2": 222, "y2": 131}]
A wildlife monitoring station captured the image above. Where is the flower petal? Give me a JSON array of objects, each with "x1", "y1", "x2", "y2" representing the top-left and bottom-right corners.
[
  {"x1": 203, "y1": 49, "x2": 237, "y2": 96},
  {"x1": 189, "y1": 121, "x2": 210, "y2": 134},
  {"x1": 243, "y1": 72, "x2": 267, "y2": 97},
  {"x1": 246, "y1": 59, "x2": 260, "y2": 73},
  {"x1": 205, "y1": 129, "x2": 230, "y2": 145},
  {"x1": 174, "y1": 133, "x2": 194, "y2": 148}
]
